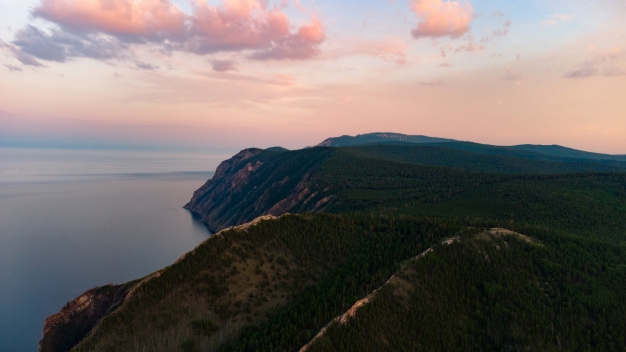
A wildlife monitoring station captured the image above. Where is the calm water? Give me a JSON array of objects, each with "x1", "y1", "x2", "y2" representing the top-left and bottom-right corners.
[{"x1": 0, "y1": 147, "x2": 233, "y2": 351}]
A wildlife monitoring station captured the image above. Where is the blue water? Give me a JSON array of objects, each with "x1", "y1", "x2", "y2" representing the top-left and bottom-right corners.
[{"x1": 0, "y1": 148, "x2": 233, "y2": 351}]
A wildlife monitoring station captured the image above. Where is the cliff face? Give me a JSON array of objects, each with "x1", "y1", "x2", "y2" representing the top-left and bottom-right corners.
[
  {"x1": 39, "y1": 284, "x2": 131, "y2": 352},
  {"x1": 184, "y1": 147, "x2": 336, "y2": 232},
  {"x1": 185, "y1": 148, "x2": 264, "y2": 212}
]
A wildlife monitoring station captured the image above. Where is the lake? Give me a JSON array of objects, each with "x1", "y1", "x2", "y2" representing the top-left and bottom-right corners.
[{"x1": 0, "y1": 147, "x2": 234, "y2": 351}]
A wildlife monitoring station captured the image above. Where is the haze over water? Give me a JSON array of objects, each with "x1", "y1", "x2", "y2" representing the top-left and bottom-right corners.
[{"x1": 0, "y1": 147, "x2": 231, "y2": 351}]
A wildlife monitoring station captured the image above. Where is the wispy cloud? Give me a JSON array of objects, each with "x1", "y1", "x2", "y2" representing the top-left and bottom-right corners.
[
  {"x1": 565, "y1": 46, "x2": 625, "y2": 79},
  {"x1": 135, "y1": 61, "x2": 159, "y2": 70},
  {"x1": 12, "y1": 25, "x2": 126, "y2": 63},
  {"x1": 211, "y1": 59, "x2": 239, "y2": 72},
  {"x1": 501, "y1": 65, "x2": 521, "y2": 80},
  {"x1": 0, "y1": 39, "x2": 45, "y2": 66},
  {"x1": 4, "y1": 64, "x2": 22, "y2": 72},
  {"x1": 326, "y1": 38, "x2": 411, "y2": 65},
  {"x1": 542, "y1": 14, "x2": 574, "y2": 27},
  {"x1": 420, "y1": 78, "x2": 443, "y2": 86}
]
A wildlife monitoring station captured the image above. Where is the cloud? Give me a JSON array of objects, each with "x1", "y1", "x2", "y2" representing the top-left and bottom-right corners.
[
  {"x1": 11, "y1": 25, "x2": 126, "y2": 63},
  {"x1": 135, "y1": 61, "x2": 159, "y2": 70},
  {"x1": 566, "y1": 46, "x2": 625, "y2": 79},
  {"x1": 411, "y1": 0, "x2": 473, "y2": 39},
  {"x1": 4, "y1": 64, "x2": 22, "y2": 72},
  {"x1": 33, "y1": 0, "x2": 187, "y2": 42},
  {"x1": 248, "y1": 18, "x2": 325, "y2": 60},
  {"x1": 454, "y1": 36, "x2": 483, "y2": 53},
  {"x1": 501, "y1": 65, "x2": 521, "y2": 80},
  {"x1": 481, "y1": 19, "x2": 510, "y2": 43},
  {"x1": 324, "y1": 37, "x2": 411, "y2": 65},
  {"x1": 0, "y1": 39, "x2": 45, "y2": 66},
  {"x1": 211, "y1": 59, "x2": 238, "y2": 72},
  {"x1": 22, "y1": 0, "x2": 325, "y2": 63},
  {"x1": 542, "y1": 14, "x2": 573, "y2": 27},
  {"x1": 420, "y1": 78, "x2": 443, "y2": 86}
]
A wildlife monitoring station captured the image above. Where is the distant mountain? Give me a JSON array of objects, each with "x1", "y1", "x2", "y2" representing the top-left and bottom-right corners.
[
  {"x1": 316, "y1": 132, "x2": 457, "y2": 147},
  {"x1": 316, "y1": 133, "x2": 626, "y2": 163}
]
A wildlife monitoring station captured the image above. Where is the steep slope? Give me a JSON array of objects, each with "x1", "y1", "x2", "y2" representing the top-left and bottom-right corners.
[
  {"x1": 39, "y1": 283, "x2": 138, "y2": 352},
  {"x1": 63, "y1": 214, "x2": 461, "y2": 352},
  {"x1": 303, "y1": 229, "x2": 626, "y2": 352},
  {"x1": 316, "y1": 132, "x2": 456, "y2": 147},
  {"x1": 184, "y1": 147, "x2": 336, "y2": 232}
]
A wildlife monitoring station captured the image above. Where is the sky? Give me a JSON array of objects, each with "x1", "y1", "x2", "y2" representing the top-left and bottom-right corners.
[{"x1": 0, "y1": 0, "x2": 625, "y2": 153}]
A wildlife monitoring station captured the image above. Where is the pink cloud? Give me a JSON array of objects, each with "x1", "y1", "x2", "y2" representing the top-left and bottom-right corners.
[
  {"x1": 33, "y1": 0, "x2": 187, "y2": 41},
  {"x1": 411, "y1": 0, "x2": 473, "y2": 39},
  {"x1": 245, "y1": 17, "x2": 325, "y2": 60},
  {"x1": 25, "y1": 0, "x2": 325, "y2": 62}
]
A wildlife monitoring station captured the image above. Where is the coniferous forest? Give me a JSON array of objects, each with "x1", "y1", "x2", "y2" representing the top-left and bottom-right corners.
[{"x1": 45, "y1": 141, "x2": 626, "y2": 352}]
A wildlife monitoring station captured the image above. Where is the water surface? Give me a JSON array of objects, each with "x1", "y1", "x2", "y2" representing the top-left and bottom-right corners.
[{"x1": 0, "y1": 148, "x2": 231, "y2": 351}]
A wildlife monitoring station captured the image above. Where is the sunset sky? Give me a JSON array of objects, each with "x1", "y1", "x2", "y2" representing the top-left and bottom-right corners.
[{"x1": 1, "y1": 0, "x2": 625, "y2": 153}]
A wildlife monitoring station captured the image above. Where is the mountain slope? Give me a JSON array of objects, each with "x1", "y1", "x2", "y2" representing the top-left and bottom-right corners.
[
  {"x1": 509, "y1": 144, "x2": 626, "y2": 162},
  {"x1": 303, "y1": 229, "x2": 626, "y2": 351},
  {"x1": 343, "y1": 144, "x2": 626, "y2": 173},
  {"x1": 63, "y1": 214, "x2": 462, "y2": 352},
  {"x1": 184, "y1": 147, "x2": 335, "y2": 232}
]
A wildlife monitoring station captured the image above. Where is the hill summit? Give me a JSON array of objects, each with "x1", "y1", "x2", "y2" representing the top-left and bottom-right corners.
[{"x1": 316, "y1": 132, "x2": 457, "y2": 147}]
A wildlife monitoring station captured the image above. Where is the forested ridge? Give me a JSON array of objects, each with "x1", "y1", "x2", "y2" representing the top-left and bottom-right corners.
[{"x1": 45, "y1": 142, "x2": 626, "y2": 352}]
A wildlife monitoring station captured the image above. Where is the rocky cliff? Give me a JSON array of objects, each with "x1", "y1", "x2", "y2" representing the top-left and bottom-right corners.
[
  {"x1": 184, "y1": 147, "x2": 336, "y2": 232},
  {"x1": 39, "y1": 283, "x2": 134, "y2": 352}
]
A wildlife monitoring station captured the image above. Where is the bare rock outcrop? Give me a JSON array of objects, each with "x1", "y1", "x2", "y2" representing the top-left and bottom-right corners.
[
  {"x1": 184, "y1": 147, "x2": 333, "y2": 232},
  {"x1": 39, "y1": 284, "x2": 131, "y2": 352}
]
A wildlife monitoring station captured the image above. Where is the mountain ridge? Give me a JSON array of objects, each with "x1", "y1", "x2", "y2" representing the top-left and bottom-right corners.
[{"x1": 316, "y1": 132, "x2": 626, "y2": 161}]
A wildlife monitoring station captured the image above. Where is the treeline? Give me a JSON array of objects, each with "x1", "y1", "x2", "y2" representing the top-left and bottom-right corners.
[{"x1": 344, "y1": 144, "x2": 626, "y2": 174}]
